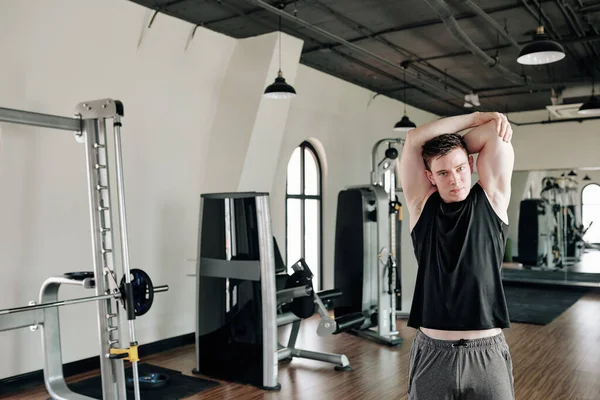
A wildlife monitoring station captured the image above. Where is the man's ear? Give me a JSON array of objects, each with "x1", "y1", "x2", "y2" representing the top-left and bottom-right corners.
[
  {"x1": 468, "y1": 155, "x2": 475, "y2": 173},
  {"x1": 425, "y1": 170, "x2": 435, "y2": 186}
]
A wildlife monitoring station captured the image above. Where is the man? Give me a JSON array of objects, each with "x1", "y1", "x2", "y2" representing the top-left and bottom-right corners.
[{"x1": 399, "y1": 111, "x2": 515, "y2": 399}]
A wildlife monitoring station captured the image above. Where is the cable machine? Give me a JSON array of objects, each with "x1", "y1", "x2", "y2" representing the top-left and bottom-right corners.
[
  {"x1": 0, "y1": 100, "x2": 168, "y2": 400},
  {"x1": 332, "y1": 138, "x2": 404, "y2": 346}
]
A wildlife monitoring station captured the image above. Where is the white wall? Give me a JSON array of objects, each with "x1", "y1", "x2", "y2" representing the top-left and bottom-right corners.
[
  {"x1": 509, "y1": 110, "x2": 600, "y2": 171},
  {"x1": 203, "y1": 31, "x2": 303, "y2": 194}
]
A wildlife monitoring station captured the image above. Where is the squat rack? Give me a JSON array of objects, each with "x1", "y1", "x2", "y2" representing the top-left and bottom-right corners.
[{"x1": 0, "y1": 100, "x2": 167, "y2": 400}]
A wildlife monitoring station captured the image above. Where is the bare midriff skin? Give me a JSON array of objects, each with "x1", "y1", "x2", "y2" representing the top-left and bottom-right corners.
[{"x1": 420, "y1": 327, "x2": 502, "y2": 340}]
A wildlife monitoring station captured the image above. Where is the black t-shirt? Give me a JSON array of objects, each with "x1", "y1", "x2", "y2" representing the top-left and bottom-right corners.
[{"x1": 407, "y1": 182, "x2": 511, "y2": 331}]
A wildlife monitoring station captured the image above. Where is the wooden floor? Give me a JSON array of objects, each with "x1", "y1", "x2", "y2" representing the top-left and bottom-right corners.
[{"x1": 4, "y1": 291, "x2": 600, "y2": 400}]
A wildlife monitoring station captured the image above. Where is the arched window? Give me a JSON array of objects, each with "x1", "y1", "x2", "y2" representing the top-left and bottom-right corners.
[
  {"x1": 286, "y1": 141, "x2": 323, "y2": 290},
  {"x1": 582, "y1": 183, "x2": 600, "y2": 244}
]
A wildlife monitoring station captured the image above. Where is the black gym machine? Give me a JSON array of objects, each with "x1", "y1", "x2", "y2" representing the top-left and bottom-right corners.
[
  {"x1": 519, "y1": 175, "x2": 589, "y2": 270},
  {"x1": 192, "y1": 192, "x2": 366, "y2": 390},
  {"x1": 332, "y1": 138, "x2": 405, "y2": 346}
]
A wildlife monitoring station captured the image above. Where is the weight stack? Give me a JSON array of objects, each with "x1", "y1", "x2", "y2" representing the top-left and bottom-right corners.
[
  {"x1": 518, "y1": 199, "x2": 550, "y2": 266},
  {"x1": 333, "y1": 188, "x2": 368, "y2": 317}
]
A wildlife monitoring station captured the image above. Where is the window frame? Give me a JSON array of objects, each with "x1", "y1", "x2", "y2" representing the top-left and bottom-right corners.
[
  {"x1": 285, "y1": 141, "x2": 323, "y2": 290},
  {"x1": 581, "y1": 182, "x2": 600, "y2": 244}
]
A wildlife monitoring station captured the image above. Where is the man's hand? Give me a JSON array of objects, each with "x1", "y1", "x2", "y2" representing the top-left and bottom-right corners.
[{"x1": 474, "y1": 112, "x2": 512, "y2": 143}]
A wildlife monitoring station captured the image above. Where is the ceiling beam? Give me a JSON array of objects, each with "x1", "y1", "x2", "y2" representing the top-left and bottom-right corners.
[
  {"x1": 194, "y1": 0, "x2": 296, "y2": 27},
  {"x1": 325, "y1": 50, "x2": 467, "y2": 113},
  {"x1": 415, "y1": 34, "x2": 600, "y2": 62},
  {"x1": 205, "y1": 0, "x2": 277, "y2": 32},
  {"x1": 478, "y1": 88, "x2": 551, "y2": 99},
  {"x1": 301, "y1": 3, "x2": 525, "y2": 55},
  {"x1": 304, "y1": 0, "x2": 472, "y2": 94},
  {"x1": 579, "y1": 3, "x2": 600, "y2": 14},
  {"x1": 474, "y1": 74, "x2": 598, "y2": 93}
]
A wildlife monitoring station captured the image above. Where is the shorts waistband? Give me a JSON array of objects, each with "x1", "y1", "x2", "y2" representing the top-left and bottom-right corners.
[{"x1": 415, "y1": 329, "x2": 506, "y2": 349}]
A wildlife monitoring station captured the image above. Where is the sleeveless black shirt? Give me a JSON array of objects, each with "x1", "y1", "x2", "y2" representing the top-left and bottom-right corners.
[{"x1": 407, "y1": 182, "x2": 511, "y2": 331}]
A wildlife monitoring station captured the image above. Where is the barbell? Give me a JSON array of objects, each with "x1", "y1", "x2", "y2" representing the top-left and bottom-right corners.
[{"x1": 0, "y1": 268, "x2": 168, "y2": 317}]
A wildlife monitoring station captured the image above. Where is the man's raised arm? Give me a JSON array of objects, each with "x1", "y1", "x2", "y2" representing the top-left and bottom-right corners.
[
  {"x1": 462, "y1": 114, "x2": 514, "y2": 214},
  {"x1": 399, "y1": 112, "x2": 504, "y2": 222}
]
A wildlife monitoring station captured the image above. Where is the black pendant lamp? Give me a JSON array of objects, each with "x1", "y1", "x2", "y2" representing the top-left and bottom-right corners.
[
  {"x1": 393, "y1": 67, "x2": 417, "y2": 132},
  {"x1": 578, "y1": 93, "x2": 600, "y2": 115},
  {"x1": 264, "y1": 12, "x2": 296, "y2": 99},
  {"x1": 579, "y1": 73, "x2": 600, "y2": 115},
  {"x1": 517, "y1": 4, "x2": 565, "y2": 66},
  {"x1": 568, "y1": 170, "x2": 577, "y2": 177},
  {"x1": 583, "y1": 175, "x2": 591, "y2": 181},
  {"x1": 517, "y1": 26, "x2": 565, "y2": 65}
]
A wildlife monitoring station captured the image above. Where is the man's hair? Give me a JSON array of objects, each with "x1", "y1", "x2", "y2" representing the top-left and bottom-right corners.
[{"x1": 421, "y1": 133, "x2": 469, "y2": 171}]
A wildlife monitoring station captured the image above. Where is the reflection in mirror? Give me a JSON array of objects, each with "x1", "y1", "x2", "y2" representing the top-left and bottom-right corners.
[{"x1": 505, "y1": 168, "x2": 600, "y2": 286}]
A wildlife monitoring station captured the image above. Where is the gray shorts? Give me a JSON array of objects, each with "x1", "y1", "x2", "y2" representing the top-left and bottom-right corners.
[{"x1": 408, "y1": 329, "x2": 515, "y2": 400}]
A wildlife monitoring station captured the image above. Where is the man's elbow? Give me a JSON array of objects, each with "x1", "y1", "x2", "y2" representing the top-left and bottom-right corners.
[{"x1": 404, "y1": 128, "x2": 422, "y2": 147}]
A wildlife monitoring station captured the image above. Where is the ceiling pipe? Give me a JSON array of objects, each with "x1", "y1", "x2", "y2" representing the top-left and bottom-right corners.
[
  {"x1": 521, "y1": 0, "x2": 561, "y2": 39},
  {"x1": 306, "y1": 0, "x2": 473, "y2": 95},
  {"x1": 417, "y1": 33, "x2": 600, "y2": 63},
  {"x1": 579, "y1": 3, "x2": 600, "y2": 14},
  {"x1": 556, "y1": 1, "x2": 600, "y2": 62},
  {"x1": 458, "y1": 0, "x2": 521, "y2": 50},
  {"x1": 330, "y1": 50, "x2": 469, "y2": 113},
  {"x1": 476, "y1": 84, "x2": 600, "y2": 101},
  {"x1": 509, "y1": 115, "x2": 600, "y2": 126},
  {"x1": 423, "y1": 0, "x2": 530, "y2": 85},
  {"x1": 245, "y1": 0, "x2": 481, "y2": 107},
  {"x1": 558, "y1": 85, "x2": 599, "y2": 100},
  {"x1": 565, "y1": 3, "x2": 600, "y2": 61},
  {"x1": 302, "y1": 3, "x2": 525, "y2": 55}
]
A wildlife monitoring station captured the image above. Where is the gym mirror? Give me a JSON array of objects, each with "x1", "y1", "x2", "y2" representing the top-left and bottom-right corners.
[{"x1": 504, "y1": 169, "x2": 600, "y2": 286}]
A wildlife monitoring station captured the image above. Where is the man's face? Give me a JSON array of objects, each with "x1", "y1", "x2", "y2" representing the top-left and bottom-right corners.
[{"x1": 426, "y1": 147, "x2": 474, "y2": 203}]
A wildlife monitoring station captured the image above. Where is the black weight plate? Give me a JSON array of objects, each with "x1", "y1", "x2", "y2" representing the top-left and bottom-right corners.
[
  {"x1": 121, "y1": 269, "x2": 154, "y2": 316},
  {"x1": 126, "y1": 372, "x2": 170, "y2": 390}
]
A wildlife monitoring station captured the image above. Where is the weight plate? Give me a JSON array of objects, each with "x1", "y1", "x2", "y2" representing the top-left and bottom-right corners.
[
  {"x1": 126, "y1": 372, "x2": 170, "y2": 390},
  {"x1": 120, "y1": 269, "x2": 154, "y2": 317}
]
